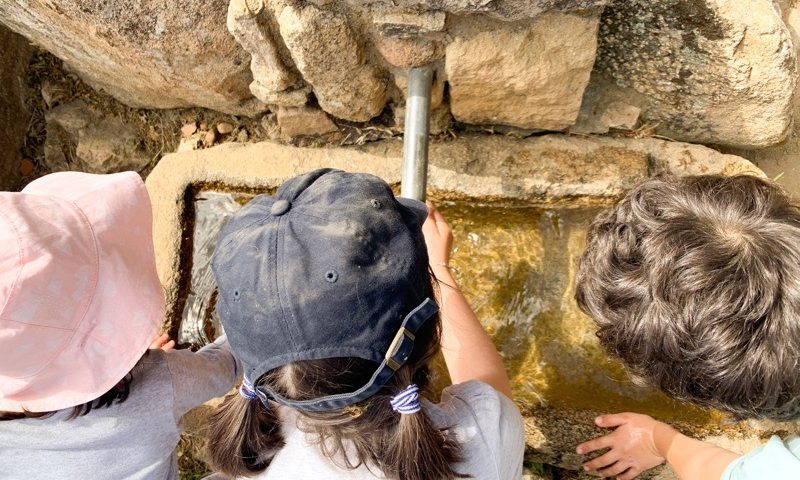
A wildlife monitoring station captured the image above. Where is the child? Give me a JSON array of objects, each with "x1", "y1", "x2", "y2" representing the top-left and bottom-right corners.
[
  {"x1": 205, "y1": 168, "x2": 524, "y2": 480},
  {"x1": 0, "y1": 171, "x2": 240, "y2": 479},
  {"x1": 573, "y1": 174, "x2": 800, "y2": 479}
]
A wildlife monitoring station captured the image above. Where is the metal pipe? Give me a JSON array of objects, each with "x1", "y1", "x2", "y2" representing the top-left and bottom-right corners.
[{"x1": 400, "y1": 66, "x2": 434, "y2": 201}]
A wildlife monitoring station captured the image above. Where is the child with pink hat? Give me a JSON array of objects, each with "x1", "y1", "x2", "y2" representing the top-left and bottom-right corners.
[{"x1": 0, "y1": 171, "x2": 240, "y2": 479}]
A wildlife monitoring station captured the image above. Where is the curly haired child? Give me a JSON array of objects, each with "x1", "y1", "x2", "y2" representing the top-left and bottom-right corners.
[{"x1": 574, "y1": 174, "x2": 800, "y2": 479}]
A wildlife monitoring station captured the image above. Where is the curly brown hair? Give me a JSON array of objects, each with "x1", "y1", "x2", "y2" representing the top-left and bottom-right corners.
[{"x1": 576, "y1": 174, "x2": 800, "y2": 420}]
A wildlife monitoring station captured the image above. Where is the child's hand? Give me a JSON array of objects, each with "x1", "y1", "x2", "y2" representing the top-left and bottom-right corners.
[
  {"x1": 422, "y1": 201, "x2": 453, "y2": 267},
  {"x1": 576, "y1": 413, "x2": 667, "y2": 479},
  {"x1": 149, "y1": 333, "x2": 175, "y2": 352}
]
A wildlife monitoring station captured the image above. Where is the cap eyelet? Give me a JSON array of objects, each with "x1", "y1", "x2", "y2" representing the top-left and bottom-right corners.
[
  {"x1": 371, "y1": 199, "x2": 382, "y2": 209},
  {"x1": 233, "y1": 290, "x2": 241, "y2": 301},
  {"x1": 325, "y1": 270, "x2": 339, "y2": 283}
]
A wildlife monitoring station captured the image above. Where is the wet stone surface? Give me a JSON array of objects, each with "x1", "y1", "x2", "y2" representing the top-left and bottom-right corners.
[
  {"x1": 182, "y1": 191, "x2": 711, "y2": 425},
  {"x1": 180, "y1": 192, "x2": 251, "y2": 345}
]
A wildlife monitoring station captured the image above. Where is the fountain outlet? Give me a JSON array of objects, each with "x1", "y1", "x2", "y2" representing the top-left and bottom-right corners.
[{"x1": 401, "y1": 66, "x2": 433, "y2": 202}]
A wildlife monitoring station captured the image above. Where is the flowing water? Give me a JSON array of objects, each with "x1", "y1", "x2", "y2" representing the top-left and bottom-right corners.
[{"x1": 180, "y1": 191, "x2": 715, "y2": 424}]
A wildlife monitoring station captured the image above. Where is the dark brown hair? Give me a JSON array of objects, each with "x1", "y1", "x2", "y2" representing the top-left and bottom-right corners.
[
  {"x1": 206, "y1": 272, "x2": 466, "y2": 479},
  {"x1": 0, "y1": 373, "x2": 134, "y2": 421},
  {"x1": 576, "y1": 175, "x2": 800, "y2": 420}
]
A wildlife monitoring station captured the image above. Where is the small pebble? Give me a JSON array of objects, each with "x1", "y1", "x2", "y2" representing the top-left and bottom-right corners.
[
  {"x1": 203, "y1": 129, "x2": 217, "y2": 148},
  {"x1": 199, "y1": 122, "x2": 208, "y2": 131},
  {"x1": 19, "y1": 158, "x2": 34, "y2": 176},
  {"x1": 217, "y1": 122, "x2": 234, "y2": 134},
  {"x1": 181, "y1": 122, "x2": 197, "y2": 138}
]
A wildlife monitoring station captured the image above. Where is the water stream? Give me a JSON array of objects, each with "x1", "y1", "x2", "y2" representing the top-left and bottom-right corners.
[{"x1": 181, "y1": 191, "x2": 714, "y2": 424}]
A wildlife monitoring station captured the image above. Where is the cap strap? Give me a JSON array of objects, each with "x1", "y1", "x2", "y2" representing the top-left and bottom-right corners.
[{"x1": 261, "y1": 297, "x2": 439, "y2": 412}]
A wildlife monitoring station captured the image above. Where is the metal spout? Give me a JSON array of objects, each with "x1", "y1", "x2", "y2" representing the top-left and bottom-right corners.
[{"x1": 400, "y1": 66, "x2": 434, "y2": 201}]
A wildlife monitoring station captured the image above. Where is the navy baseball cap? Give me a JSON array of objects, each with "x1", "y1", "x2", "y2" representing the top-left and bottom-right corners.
[{"x1": 211, "y1": 168, "x2": 438, "y2": 412}]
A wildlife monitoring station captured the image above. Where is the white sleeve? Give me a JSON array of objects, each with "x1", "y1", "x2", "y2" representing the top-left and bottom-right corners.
[
  {"x1": 439, "y1": 380, "x2": 526, "y2": 480},
  {"x1": 722, "y1": 436, "x2": 800, "y2": 480}
]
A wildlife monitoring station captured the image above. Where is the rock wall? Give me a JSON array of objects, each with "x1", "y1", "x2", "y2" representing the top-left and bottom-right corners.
[
  {"x1": 2, "y1": 0, "x2": 796, "y2": 149},
  {"x1": 593, "y1": 0, "x2": 796, "y2": 148},
  {"x1": 445, "y1": 13, "x2": 599, "y2": 130},
  {"x1": 0, "y1": 25, "x2": 31, "y2": 191},
  {"x1": 721, "y1": 3, "x2": 800, "y2": 190},
  {"x1": 0, "y1": 0, "x2": 264, "y2": 115}
]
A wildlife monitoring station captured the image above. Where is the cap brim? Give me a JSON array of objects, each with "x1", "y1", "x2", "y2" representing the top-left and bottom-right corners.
[{"x1": 397, "y1": 197, "x2": 428, "y2": 226}]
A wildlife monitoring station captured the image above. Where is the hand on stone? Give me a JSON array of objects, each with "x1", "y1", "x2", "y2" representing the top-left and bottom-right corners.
[
  {"x1": 149, "y1": 333, "x2": 175, "y2": 352},
  {"x1": 576, "y1": 413, "x2": 667, "y2": 479}
]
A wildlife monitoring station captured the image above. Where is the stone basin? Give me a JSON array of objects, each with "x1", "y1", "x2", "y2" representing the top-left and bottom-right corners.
[{"x1": 146, "y1": 134, "x2": 798, "y2": 478}]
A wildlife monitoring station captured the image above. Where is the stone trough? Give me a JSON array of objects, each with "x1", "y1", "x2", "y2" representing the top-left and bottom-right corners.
[{"x1": 145, "y1": 134, "x2": 798, "y2": 478}]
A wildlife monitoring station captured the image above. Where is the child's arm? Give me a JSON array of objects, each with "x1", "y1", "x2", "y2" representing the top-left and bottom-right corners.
[
  {"x1": 422, "y1": 202, "x2": 514, "y2": 399},
  {"x1": 165, "y1": 334, "x2": 242, "y2": 422},
  {"x1": 576, "y1": 412, "x2": 740, "y2": 480}
]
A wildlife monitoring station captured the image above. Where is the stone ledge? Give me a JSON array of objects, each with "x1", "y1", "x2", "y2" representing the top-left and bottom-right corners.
[
  {"x1": 146, "y1": 134, "x2": 761, "y2": 330},
  {"x1": 146, "y1": 134, "x2": 766, "y2": 476}
]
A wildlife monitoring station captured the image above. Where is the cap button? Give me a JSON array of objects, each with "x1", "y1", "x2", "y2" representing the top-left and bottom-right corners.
[{"x1": 271, "y1": 199, "x2": 291, "y2": 216}]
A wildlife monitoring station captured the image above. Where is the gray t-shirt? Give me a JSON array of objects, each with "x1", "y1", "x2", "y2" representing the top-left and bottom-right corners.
[
  {"x1": 249, "y1": 380, "x2": 525, "y2": 480},
  {"x1": 0, "y1": 336, "x2": 239, "y2": 480}
]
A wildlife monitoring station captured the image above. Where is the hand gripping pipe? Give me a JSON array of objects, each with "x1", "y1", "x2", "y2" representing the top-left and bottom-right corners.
[{"x1": 400, "y1": 66, "x2": 434, "y2": 201}]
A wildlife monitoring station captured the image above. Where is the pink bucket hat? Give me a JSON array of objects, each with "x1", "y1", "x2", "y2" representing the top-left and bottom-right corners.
[{"x1": 0, "y1": 171, "x2": 164, "y2": 413}]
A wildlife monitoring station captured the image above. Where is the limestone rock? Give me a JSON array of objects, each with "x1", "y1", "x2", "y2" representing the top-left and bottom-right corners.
[
  {"x1": 446, "y1": 12, "x2": 600, "y2": 130},
  {"x1": 376, "y1": 36, "x2": 444, "y2": 68},
  {"x1": 599, "y1": 102, "x2": 640, "y2": 130},
  {"x1": 275, "y1": 2, "x2": 388, "y2": 122},
  {"x1": 719, "y1": 5, "x2": 800, "y2": 192},
  {"x1": 277, "y1": 106, "x2": 339, "y2": 138},
  {"x1": 217, "y1": 123, "x2": 235, "y2": 135},
  {"x1": 393, "y1": 103, "x2": 453, "y2": 135},
  {"x1": 571, "y1": 74, "x2": 647, "y2": 134},
  {"x1": 75, "y1": 121, "x2": 150, "y2": 173},
  {"x1": 44, "y1": 100, "x2": 150, "y2": 174},
  {"x1": 260, "y1": 112, "x2": 281, "y2": 140},
  {"x1": 346, "y1": 0, "x2": 608, "y2": 21},
  {"x1": 227, "y1": 0, "x2": 303, "y2": 107},
  {"x1": 203, "y1": 129, "x2": 217, "y2": 148},
  {"x1": 0, "y1": 26, "x2": 30, "y2": 191},
  {"x1": 0, "y1": 0, "x2": 264, "y2": 115},
  {"x1": 47, "y1": 101, "x2": 99, "y2": 133},
  {"x1": 43, "y1": 101, "x2": 94, "y2": 173},
  {"x1": 177, "y1": 137, "x2": 202, "y2": 153},
  {"x1": 595, "y1": 0, "x2": 796, "y2": 148},
  {"x1": 373, "y1": 11, "x2": 447, "y2": 37},
  {"x1": 394, "y1": 71, "x2": 445, "y2": 109},
  {"x1": 249, "y1": 84, "x2": 310, "y2": 108},
  {"x1": 181, "y1": 123, "x2": 198, "y2": 138}
]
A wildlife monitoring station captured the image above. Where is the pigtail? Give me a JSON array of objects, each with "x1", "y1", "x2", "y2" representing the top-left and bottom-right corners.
[
  {"x1": 206, "y1": 390, "x2": 284, "y2": 477},
  {"x1": 307, "y1": 364, "x2": 465, "y2": 480},
  {"x1": 382, "y1": 368, "x2": 464, "y2": 480}
]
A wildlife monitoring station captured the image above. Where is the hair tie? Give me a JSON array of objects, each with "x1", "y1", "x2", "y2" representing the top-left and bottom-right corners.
[
  {"x1": 390, "y1": 384, "x2": 421, "y2": 414},
  {"x1": 239, "y1": 376, "x2": 270, "y2": 410}
]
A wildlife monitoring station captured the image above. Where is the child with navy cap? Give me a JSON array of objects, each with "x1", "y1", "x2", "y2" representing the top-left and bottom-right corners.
[{"x1": 206, "y1": 168, "x2": 524, "y2": 480}]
